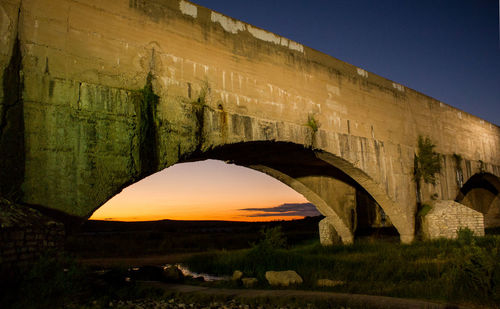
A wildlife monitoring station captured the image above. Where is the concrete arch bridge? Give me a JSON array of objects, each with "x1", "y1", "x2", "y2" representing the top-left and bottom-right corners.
[{"x1": 1, "y1": 0, "x2": 499, "y2": 243}]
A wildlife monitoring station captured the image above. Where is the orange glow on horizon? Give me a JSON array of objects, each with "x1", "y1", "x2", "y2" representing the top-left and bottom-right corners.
[{"x1": 90, "y1": 160, "x2": 311, "y2": 222}]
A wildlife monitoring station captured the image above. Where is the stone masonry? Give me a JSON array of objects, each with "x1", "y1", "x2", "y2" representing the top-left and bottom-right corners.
[
  {"x1": 421, "y1": 200, "x2": 484, "y2": 240},
  {"x1": 0, "y1": 199, "x2": 65, "y2": 270}
]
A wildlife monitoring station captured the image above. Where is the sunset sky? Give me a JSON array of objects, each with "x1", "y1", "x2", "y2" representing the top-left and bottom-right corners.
[
  {"x1": 91, "y1": 160, "x2": 311, "y2": 221},
  {"x1": 91, "y1": 0, "x2": 499, "y2": 222}
]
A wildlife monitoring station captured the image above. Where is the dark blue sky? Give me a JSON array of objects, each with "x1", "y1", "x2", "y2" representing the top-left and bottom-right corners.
[{"x1": 191, "y1": 0, "x2": 500, "y2": 125}]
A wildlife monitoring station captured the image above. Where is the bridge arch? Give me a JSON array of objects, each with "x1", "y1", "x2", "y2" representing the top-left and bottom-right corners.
[
  {"x1": 456, "y1": 173, "x2": 500, "y2": 228},
  {"x1": 90, "y1": 141, "x2": 407, "y2": 243}
]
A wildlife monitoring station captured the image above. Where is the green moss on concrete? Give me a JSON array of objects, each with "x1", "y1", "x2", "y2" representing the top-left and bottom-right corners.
[
  {"x1": 0, "y1": 38, "x2": 25, "y2": 200},
  {"x1": 191, "y1": 81, "x2": 210, "y2": 151},
  {"x1": 132, "y1": 73, "x2": 160, "y2": 177}
]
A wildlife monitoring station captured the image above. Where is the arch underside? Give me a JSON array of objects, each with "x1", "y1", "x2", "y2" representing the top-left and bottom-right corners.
[
  {"x1": 456, "y1": 173, "x2": 500, "y2": 228},
  {"x1": 186, "y1": 141, "x2": 411, "y2": 243}
]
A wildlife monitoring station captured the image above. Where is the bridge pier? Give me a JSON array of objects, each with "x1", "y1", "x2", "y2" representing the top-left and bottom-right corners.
[{"x1": 319, "y1": 217, "x2": 353, "y2": 245}]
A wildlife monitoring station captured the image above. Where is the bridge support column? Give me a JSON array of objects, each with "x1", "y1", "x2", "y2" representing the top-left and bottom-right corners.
[
  {"x1": 399, "y1": 234, "x2": 414, "y2": 244},
  {"x1": 319, "y1": 217, "x2": 353, "y2": 245}
]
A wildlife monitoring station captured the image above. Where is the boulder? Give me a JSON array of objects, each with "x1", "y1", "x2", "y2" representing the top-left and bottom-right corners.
[
  {"x1": 316, "y1": 279, "x2": 344, "y2": 287},
  {"x1": 232, "y1": 270, "x2": 243, "y2": 281},
  {"x1": 242, "y1": 277, "x2": 258, "y2": 288},
  {"x1": 265, "y1": 270, "x2": 303, "y2": 286}
]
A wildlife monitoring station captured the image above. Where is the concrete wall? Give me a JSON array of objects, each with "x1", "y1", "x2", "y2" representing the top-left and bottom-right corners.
[{"x1": 0, "y1": 0, "x2": 499, "y2": 243}]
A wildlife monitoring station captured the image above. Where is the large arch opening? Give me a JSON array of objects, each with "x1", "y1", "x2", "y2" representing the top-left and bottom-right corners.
[
  {"x1": 456, "y1": 172, "x2": 500, "y2": 230},
  {"x1": 83, "y1": 141, "x2": 404, "y2": 250},
  {"x1": 91, "y1": 159, "x2": 317, "y2": 222}
]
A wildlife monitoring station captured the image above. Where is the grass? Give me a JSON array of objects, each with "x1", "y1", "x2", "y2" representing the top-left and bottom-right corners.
[
  {"x1": 5, "y1": 225, "x2": 500, "y2": 308},
  {"x1": 184, "y1": 233, "x2": 500, "y2": 306}
]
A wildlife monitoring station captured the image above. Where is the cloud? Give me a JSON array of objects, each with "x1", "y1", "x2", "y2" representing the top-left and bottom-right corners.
[{"x1": 239, "y1": 203, "x2": 321, "y2": 218}]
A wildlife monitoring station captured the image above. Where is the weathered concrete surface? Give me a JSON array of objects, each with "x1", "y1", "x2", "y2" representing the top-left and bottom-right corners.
[
  {"x1": 421, "y1": 200, "x2": 484, "y2": 240},
  {"x1": 0, "y1": 0, "x2": 499, "y2": 243},
  {"x1": 319, "y1": 217, "x2": 343, "y2": 246}
]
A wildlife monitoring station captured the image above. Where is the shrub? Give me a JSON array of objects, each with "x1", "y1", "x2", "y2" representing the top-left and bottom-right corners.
[
  {"x1": 445, "y1": 243, "x2": 499, "y2": 301},
  {"x1": 414, "y1": 136, "x2": 441, "y2": 185},
  {"x1": 456, "y1": 227, "x2": 475, "y2": 245}
]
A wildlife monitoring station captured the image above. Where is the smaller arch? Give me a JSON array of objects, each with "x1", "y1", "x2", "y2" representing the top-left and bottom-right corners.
[
  {"x1": 456, "y1": 172, "x2": 500, "y2": 228},
  {"x1": 248, "y1": 164, "x2": 354, "y2": 244},
  {"x1": 315, "y1": 151, "x2": 414, "y2": 243},
  {"x1": 198, "y1": 141, "x2": 410, "y2": 242}
]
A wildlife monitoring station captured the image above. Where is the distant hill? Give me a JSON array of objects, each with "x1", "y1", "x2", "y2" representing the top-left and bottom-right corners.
[{"x1": 67, "y1": 216, "x2": 324, "y2": 258}]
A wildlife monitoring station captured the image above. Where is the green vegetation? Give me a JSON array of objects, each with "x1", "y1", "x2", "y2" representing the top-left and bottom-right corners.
[
  {"x1": 413, "y1": 136, "x2": 441, "y2": 221},
  {"x1": 66, "y1": 218, "x2": 322, "y2": 258},
  {"x1": 416, "y1": 203, "x2": 432, "y2": 217},
  {"x1": 185, "y1": 233, "x2": 500, "y2": 305},
  {"x1": 305, "y1": 114, "x2": 319, "y2": 147},
  {"x1": 306, "y1": 114, "x2": 319, "y2": 133},
  {"x1": 414, "y1": 136, "x2": 441, "y2": 186},
  {"x1": 5, "y1": 225, "x2": 500, "y2": 307}
]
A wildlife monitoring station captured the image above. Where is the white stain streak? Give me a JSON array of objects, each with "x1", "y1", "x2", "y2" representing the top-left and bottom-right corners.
[
  {"x1": 179, "y1": 1, "x2": 197, "y2": 18},
  {"x1": 439, "y1": 102, "x2": 445, "y2": 107},
  {"x1": 457, "y1": 112, "x2": 462, "y2": 119},
  {"x1": 247, "y1": 25, "x2": 304, "y2": 53},
  {"x1": 247, "y1": 25, "x2": 280, "y2": 44},
  {"x1": 211, "y1": 12, "x2": 245, "y2": 34},
  {"x1": 356, "y1": 68, "x2": 368, "y2": 78},
  {"x1": 210, "y1": 12, "x2": 303, "y2": 53},
  {"x1": 392, "y1": 83, "x2": 405, "y2": 92},
  {"x1": 288, "y1": 41, "x2": 304, "y2": 53}
]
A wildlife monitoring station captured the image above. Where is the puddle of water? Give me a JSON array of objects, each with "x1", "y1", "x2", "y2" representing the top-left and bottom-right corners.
[{"x1": 164, "y1": 263, "x2": 230, "y2": 282}]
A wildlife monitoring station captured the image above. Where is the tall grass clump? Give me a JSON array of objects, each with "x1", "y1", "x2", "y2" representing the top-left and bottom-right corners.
[{"x1": 443, "y1": 228, "x2": 500, "y2": 302}]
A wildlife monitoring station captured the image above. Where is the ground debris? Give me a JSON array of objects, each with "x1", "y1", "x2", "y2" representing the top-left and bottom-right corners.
[{"x1": 87, "y1": 297, "x2": 322, "y2": 309}]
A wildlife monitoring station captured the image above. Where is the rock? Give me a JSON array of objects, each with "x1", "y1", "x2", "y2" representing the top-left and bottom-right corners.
[
  {"x1": 316, "y1": 279, "x2": 344, "y2": 287},
  {"x1": 161, "y1": 265, "x2": 184, "y2": 282},
  {"x1": 232, "y1": 270, "x2": 243, "y2": 281},
  {"x1": 265, "y1": 270, "x2": 303, "y2": 286},
  {"x1": 241, "y1": 277, "x2": 258, "y2": 288}
]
